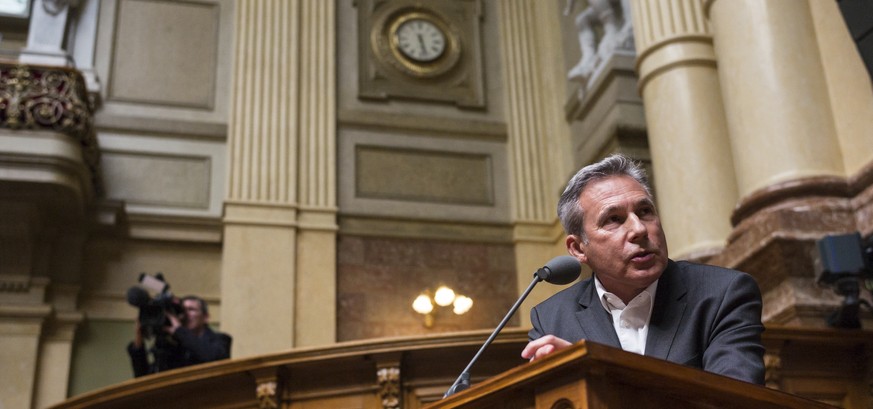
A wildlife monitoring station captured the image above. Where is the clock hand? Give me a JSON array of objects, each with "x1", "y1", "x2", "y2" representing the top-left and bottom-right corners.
[{"x1": 418, "y1": 34, "x2": 426, "y2": 57}]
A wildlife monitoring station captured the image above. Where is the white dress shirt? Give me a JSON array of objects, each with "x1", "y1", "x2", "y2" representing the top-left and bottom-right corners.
[{"x1": 594, "y1": 276, "x2": 658, "y2": 355}]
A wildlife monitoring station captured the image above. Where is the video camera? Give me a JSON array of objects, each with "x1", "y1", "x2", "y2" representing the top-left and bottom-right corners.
[
  {"x1": 815, "y1": 232, "x2": 873, "y2": 328},
  {"x1": 126, "y1": 273, "x2": 184, "y2": 337}
]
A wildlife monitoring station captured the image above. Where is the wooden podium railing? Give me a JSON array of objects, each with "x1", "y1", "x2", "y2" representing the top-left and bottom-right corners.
[
  {"x1": 50, "y1": 326, "x2": 870, "y2": 408},
  {"x1": 50, "y1": 329, "x2": 532, "y2": 409},
  {"x1": 425, "y1": 340, "x2": 834, "y2": 409}
]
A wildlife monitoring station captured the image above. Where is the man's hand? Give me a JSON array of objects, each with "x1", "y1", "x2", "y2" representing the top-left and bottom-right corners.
[
  {"x1": 164, "y1": 311, "x2": 182, "y2": 335},
  {"x1": 521, "y1": 335, "x2": 572, "y2": 361}
]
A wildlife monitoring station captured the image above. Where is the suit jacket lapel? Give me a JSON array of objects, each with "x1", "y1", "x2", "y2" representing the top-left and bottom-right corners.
[
  {"x1": 645, "y1": 260, "x2": 687, "y2": 360},
  {"x1": 574, "y1": 277, "x2": 622, "y2": 348}
]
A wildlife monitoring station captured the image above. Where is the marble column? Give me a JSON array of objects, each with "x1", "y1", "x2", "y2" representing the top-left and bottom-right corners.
[
  {"x1": 632, "y1": 0, "x2": 738, "y2": 260},
  {"x1": 706, "y1": 0, "x2": 866, "y2": 325},
  {"x1": 707, "y1": 0, "x2": 844, "y2": 198},
  {"x1": 807, "y1": 0, "x2": 873, "y2": 237},
  {"x1": 222, "y1": 0, "x2": 337, "y2": 357},
  {"x1": 498, "y1": 0, "x2": 576, "y2": 327}
]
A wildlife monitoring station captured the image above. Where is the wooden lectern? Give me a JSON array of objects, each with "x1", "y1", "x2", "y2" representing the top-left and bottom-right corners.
[{"x1": 425, "y1": 340, "x2": 834, "y2": 409}]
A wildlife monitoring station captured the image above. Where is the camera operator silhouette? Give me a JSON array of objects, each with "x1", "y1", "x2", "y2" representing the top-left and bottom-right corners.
[{"x1": 127, "y1": 294, "x2": 231, "y2": 377}]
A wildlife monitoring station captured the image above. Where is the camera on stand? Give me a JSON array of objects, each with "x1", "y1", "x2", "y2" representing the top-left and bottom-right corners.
[{"x1": 815, "y1": 232, "x2": 873, "y2": 329}]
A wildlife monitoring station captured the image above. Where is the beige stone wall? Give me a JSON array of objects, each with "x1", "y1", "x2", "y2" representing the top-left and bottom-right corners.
[
  {"x1": 337, "y1": 236, "x2": 517, "y2": 340},
  {"x1": 21, "y1": 1, "x2": 234, "y2": 401}
]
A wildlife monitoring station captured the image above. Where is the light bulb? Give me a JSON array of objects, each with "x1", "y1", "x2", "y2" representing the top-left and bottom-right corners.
[
  {"x1": 453, "y1": 295, "x2": 473, "y2": 315},
  {"x1": 412, "y1": 294, "x2": 434, "y2": 314},
  {"x1": 433, "y1": 286, "x2": 456, "y2": 306}
]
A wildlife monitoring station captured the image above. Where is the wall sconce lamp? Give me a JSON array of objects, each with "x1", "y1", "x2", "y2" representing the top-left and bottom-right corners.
[{"x1": 412, "y1": 285, "x2": 473, "y2": 328}]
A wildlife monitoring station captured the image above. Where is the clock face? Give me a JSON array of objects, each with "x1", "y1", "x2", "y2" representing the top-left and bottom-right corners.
[{"x1": 394, "y1": 19, "x2": 446, "y2": 63}]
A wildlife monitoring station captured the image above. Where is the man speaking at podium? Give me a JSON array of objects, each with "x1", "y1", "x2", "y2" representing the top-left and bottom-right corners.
[{"x1": 522, "y1": 154, "x2": 765, "y2": 384}]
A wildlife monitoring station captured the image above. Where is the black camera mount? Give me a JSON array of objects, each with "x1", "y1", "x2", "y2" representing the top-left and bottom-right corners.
[{"x1": 815, "y1": 232, "x2": 873, "y2": 329}]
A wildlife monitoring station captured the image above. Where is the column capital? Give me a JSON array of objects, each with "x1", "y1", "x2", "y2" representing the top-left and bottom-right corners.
[{"x1": 632, "y1": 0, "x2": 715, "y2": 92}]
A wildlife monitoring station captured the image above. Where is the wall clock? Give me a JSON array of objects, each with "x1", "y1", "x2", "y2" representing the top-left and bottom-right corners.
[
  {"x1": 393, "y1": 16, "x2": 445, "y2": 62},
  {"x1": 357, "y1": 0, "x2": 485, "y2": 108},
  {"x1": 376, "y1": 10, "x2": 461, "y2": 78}
]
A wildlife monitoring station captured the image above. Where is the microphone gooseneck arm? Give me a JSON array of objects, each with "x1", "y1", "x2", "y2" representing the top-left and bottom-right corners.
[
  {"x1": 442, "y1": 255, "x2": 580, "y2": 398},
  {"x1": 443, "y1": 274, "x2": 544, "y2": 398}
]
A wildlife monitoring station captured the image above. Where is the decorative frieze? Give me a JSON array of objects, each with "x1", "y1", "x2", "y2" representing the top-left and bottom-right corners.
[
  {"x1": 256, "y1": 381, "x2": 278, "y2": 409},
  {"x1": 0, "y1": 63, "x2": 101, "y2": 192},
  {"x1": 764, "y1": 352, "x2": 782, "y2": 390},
  {"x1": 377, "y1": 366, "x2": 401, "y2": 409}
]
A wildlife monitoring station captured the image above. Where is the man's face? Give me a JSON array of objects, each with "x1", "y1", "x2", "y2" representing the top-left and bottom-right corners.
[
  {"x1": 182, "y1": 299, "x2": 207, "y2": 331},
  {"x1": 567, "y1": 175, "x2": 668, "y2": 302}
]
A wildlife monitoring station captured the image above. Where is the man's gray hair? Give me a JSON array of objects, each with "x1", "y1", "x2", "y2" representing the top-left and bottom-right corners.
[{"x1": 557, "y1": 154, "x2": 652, "y2": 238}]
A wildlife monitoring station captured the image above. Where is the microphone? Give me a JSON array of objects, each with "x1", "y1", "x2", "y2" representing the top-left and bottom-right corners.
[
  {"x1": 443, "y1": 255, "x2": 581, "y2": 398},
  {"x1": 126, "y1": 286, "x2": 151, "y2": 308},
  {"x1": 533, "y1": 255, "x2": 582, "y2": 285}
]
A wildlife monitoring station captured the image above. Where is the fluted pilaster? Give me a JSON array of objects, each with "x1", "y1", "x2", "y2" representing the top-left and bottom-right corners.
[
  {"x1": 228, "y1": 0, "x2": 335, "y2": 211},
  {"x1": 230, "y1": 1, "x2": 294, "y2": 205},
  {"x1": 298, "y1": 0, "x2": 336, "y2": 212},
  {"x1": 499, "y1": 1, "x2": 555, "y2": 225},
  {"x1": 222, "y1": 0, "x2": 336, "y2": 355},
  {"x1": 633, "y1": 0, "x2": 737, "y2": 259},
  {"x1": 498, "y1": 1, "x2": 574, "y2": 326}
]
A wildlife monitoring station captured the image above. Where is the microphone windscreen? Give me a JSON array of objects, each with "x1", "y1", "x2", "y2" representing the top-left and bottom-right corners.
[
  {"x1": 536, "y1": 256, "x2": 582, "y2": 285},
  {"x1": 126, "y1": 286, "x2": 151, "y2": 308}
]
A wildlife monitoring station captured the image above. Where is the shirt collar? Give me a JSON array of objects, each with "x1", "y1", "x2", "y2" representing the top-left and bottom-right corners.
[{"x1": 594, "y1": 275, "x2": 658, "y2": 313}]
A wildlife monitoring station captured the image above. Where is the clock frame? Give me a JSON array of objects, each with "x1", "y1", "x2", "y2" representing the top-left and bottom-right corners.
[
  {"x1": 383, "y1": 11, "x2": 460, "y2": 77},
  {"x1": 356, "y1": 0, "x2": 486, "y2": 108},
  {"x1": 392, "y1": 15, "x2": 447, "y2": 63}
]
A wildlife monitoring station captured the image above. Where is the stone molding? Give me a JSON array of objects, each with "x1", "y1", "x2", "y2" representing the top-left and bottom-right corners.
[{"x1": 730, "y1": 176, "x2": 850, "y2": 228}]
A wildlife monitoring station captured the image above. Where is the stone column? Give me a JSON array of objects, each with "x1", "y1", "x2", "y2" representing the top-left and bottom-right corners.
[
  {"x1": 33, "y1": 310, "x2": 83, "y2": 409},
  {"x1": 293, "y1": 0, "x2": 337, "y2": 346},
  {"x1": 498, "y1": 1, "x2": 575, "y2": 327},
  {"x1": 222, "y1": 0, "x2": 336, "y2": 357},
  {"x1": 706, "y1": 0, "x2": 855, "y2": 325},
  {"x1": 632, "y1": 0, "x2": 738, "y2": 260},
  {"x1": 707, "y1": 0, "x2": 844, "y2": 197},
  {"x1": 807, "y1": 1, "x2": 873, "y2": 193},
  {"x1": 0, "y1": 279, "x2": 50, "y2": 409}
]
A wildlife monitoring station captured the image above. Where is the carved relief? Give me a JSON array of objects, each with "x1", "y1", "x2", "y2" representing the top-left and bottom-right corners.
[
  {"x1": 377, "y1": 366, "x2": 401, "y2": 409},
  {"x1": 1, "y1": 65, "x2": 89, "y2": 132},
  {"x1": 564, "y1": 0, "x2": 634, "y2": 86},
  {"x1": 0, "y1": 63, "x2": 101, "y2": 191},
  {"x1": 764, "y1": 352, "x2": 782, "y2": 390},
  {"x1": 256, "y1": 381, "x2": 278, "y2": 409}
]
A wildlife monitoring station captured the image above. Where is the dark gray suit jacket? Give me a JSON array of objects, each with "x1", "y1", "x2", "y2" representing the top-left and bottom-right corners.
[{"x1": 529, "y1": 259, "x2": 765, "y2": 384}]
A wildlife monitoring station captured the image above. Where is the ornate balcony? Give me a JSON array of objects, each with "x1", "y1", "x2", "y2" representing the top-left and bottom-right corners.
[
  {"x1": 0, "y1": 62, "x2": 101, "y2": 210},
  {"x1": 0, "y1": 62, "x2": 104, "y2": 333}
]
